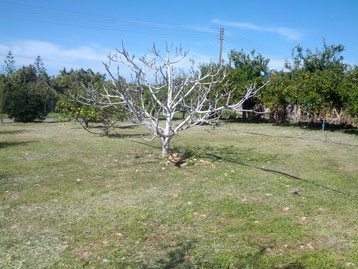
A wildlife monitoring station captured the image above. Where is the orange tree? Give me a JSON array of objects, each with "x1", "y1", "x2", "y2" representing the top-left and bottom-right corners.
[
  {"x1": 340, "y1": 65, "x2": 358, "y2": 122},
  {"x1": 277, "y1": 40, "x2": 346, "y2": 122},
  {"x1": 289, "y1": 69, "x2": 343, "y2": 116},
  {"x1": 56, "y1": 99, "x2": 114, "y2": 128},
  {"x1": 259, "y1": 70, "x2": 295, "y2": 121},
  {"x1": 53, "y1": 68, "x2": 123, "y2": 130}
]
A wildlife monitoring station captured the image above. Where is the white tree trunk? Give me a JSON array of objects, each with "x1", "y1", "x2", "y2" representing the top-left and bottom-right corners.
[{"x1": 161, "y1": 136, "x2": 171, "y2": 157}]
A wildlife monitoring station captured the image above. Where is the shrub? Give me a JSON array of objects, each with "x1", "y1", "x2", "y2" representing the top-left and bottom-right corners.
[{"x1": 6, "y1": 66, "x2": 49, "y2": 122}]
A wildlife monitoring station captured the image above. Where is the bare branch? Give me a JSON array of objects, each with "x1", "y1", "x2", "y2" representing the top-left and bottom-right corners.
[{"x1": 70, "y1": 43, "x2": 269, "y2": 156}]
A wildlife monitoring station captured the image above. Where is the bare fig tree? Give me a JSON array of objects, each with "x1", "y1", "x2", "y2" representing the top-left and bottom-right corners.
[{"x1": 79, "y1": 43, "x2": 269, "y2": 156}]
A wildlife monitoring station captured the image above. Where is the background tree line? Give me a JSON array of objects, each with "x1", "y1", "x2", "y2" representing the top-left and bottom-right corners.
[
  {"x1": 0, "y1": 40, "x2": 357, "y2": 125},
  {"x1": 260, "y1": 40, "x2": 358, "y2": 125}
]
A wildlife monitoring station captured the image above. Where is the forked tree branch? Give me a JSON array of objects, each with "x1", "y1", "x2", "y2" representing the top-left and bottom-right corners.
[{"x1": 69, "y1": 43, "x2": 270, "y2": 156}]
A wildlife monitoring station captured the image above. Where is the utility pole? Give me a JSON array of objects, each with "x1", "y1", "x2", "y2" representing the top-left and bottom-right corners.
[{"x1": 219, "y1": 28, "x2": 224, "y2": 66}]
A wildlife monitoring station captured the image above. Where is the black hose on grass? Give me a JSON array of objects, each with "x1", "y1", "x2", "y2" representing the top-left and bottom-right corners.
[
  {"x1": 132, "y1": 140, "x2": 358, "y2": 200},
  {"x1": 238, "y1": 130, "x2": 358, "y2": 148},
  {"x1": 205, "y1": 153, "x2": 358, "y2": 200}
]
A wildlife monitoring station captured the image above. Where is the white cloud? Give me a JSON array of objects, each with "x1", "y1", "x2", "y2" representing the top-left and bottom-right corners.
[
  {"x1": 0, "y1": 40, "x2": 111, "y2": 75},
  {"x1": 0, "y1": 40, "x2": 222, "y2": 81},
  {"x1": 211, "y1": 19, "x2": 303, "y2": 41}
]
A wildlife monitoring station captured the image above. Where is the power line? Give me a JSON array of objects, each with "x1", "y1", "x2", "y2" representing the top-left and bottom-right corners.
[
  {"x1": 7, "y1": 15, "x2": 216, "y2": 41},
  {"x1": 225, "y1": 36, "x2": 285, "y2": 59},
  {"x1": 225, "y1": 31, "x2": 289, "y2": 60},
  {"x1": 0, "y1": 1, "x2": 218, "y2": 40},
  {"x1": 0, "y1": 0, "x2": 293, "y2": 68},
  {"x1": 226, "y1": 30, "x2": 285, "y2": 55},
  {"x1": 190, "y1": 37, "x2": 219, "y2": 59}
]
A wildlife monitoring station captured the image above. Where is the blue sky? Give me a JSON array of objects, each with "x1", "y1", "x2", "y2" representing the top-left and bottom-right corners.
[{"x1": 0, "y1": 0, "x2": 357, "y2": 76}]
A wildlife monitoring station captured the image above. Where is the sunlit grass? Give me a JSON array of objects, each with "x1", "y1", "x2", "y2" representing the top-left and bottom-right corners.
[{"x1": 0, "y1": 121, "x2": 357, "y2": 268}]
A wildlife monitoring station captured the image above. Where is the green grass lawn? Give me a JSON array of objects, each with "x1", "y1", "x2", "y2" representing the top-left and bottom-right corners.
[
  {"x1": 1, "y1": 121, "x2": 358, "y2": 268},
  {"x1": 47, "y1": 112, "x2": 59, "y2": 118},
  {"x1": 0, "y1": 112, "x2": 58, "y2": 120}
]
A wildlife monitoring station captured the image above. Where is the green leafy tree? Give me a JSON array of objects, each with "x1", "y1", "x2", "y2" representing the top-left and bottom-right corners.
[
  {"x1": 54, "y1": 68, "x2": 123, "y2": 132},
  {"x1": 6, "y1": 65, "x2": 49, "y2": 122},
  {"x1": 285, "y1": 40, "x2": 346, "y2": 118},
  {"x1": 261, "y1": 71, "x2": 291, "y2": 118},
  {"x1": 3, "y1": 51, "x2": 16, "y2": 75},
  {"x1": 0, "y1": 74, "x2": 5, "y2": 123},
  {"x1": 34, "y1": 56, "x2": 47, "y2": 78},
  {"x1": 33, "y1": 56, "x2": 57, "y2": 112},
  {"x1": 1, "y1": 51, "x2": 17, "y2": 119},
  {"x1": 228, "y1": 49, "x2": 270, "y2": 87},
  {"x1": 197, "y1": 62, "x2": 228, "y2": 115},
  {"x1": 227, "y1": 49, "x2": 270, "y2": 118},
  {"x1": 340, "y1": 66, "x2": 358, "y2": 121}
]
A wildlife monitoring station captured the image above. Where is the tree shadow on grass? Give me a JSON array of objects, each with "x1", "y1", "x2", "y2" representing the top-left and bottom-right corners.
[
  {"x1": 282, "y1": 262, "x2": 306, "y2": 269},
  {"x1": 139, "y1": 242, "x2": 306, "y2": 268},
  {"x1": 0, "y1": 129, "x2": 26, "y2": 135},
  {"x1": 341, "y1": 129, "x2": 358, "y2": 136},
  {"x1": 108, "y1": 133, "x2": 150, "y2": 139},
  {"x1": 0, "y1": 141, "x2": 36, "y2": 149},
  {"x1": 224, "y1": 117, "x2": 269, "y2": 124},
  {"x1": 132, "y1": 140, "x2": 162, "y2": 150},
  {"x1": 222, "y1": 118, "x2": 357, "y2": 136},
  {"x1": 273, "y1": 121, "x2": 358, "y2": 136},
  {"x1": 240, "y1": 245, "x2": 306, "y2": 268},
  {"x1": 140, "y1": 241, "x2": 195, "y2": 269},
  {"x1": 237, "y1": 130, "x2": 358, "y2": 148},
  {"x1": 87, "y1": 124, "x2": 137, "y2": 130}
]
